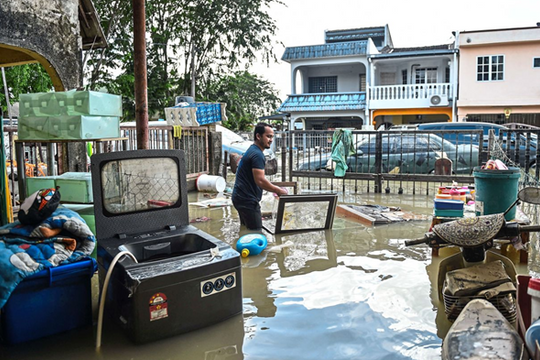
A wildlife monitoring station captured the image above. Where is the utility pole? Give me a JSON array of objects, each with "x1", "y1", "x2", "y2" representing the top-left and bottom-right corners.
[{"x1": 133, "y1": 0, "x2": 149, "y2": 149}]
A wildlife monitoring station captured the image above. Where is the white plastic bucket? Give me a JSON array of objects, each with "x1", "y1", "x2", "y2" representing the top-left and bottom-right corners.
[{"x1": 196, "y1": 174, "x2": 226, "y2": 193}]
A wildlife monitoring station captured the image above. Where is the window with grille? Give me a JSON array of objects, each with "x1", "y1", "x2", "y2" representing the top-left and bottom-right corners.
[
  {"x1": 445, "y1": 67, "x2": 450, "y2": 83},
  {"x1": 477, "y1": 55, "x2": 504, "y2": 81},
  {"x1": 359, "y1": 74, "x2": 366, "y2": 91},
  {"x1": 402, "y1": 70, "x2": 407, "y2": 84},
  {"x1": 415, "y1": 68, "x2": 437, "y2": 84},
  {"x1": 308, "y1": 76, "x2": 337, "y2": 93},
  {"x1": 534, "y1": 57, "x2": 540, "y2": 68}
]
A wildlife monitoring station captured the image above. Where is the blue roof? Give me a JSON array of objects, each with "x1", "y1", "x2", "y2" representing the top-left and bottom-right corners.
[
  {"x1": 282, "y1": 41, "x2": 368, "y2": 62},
  {"x1": 278, "y1": 93, "x2": 366, "y2": 112}
]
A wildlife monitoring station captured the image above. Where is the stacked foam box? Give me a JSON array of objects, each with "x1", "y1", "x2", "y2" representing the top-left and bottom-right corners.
[
  {"x1": 164, "y1": 102, "x2": 226, "y2": 127},
  {"x1": 25, "y1": 172, "x2": 93, "y2": 203},
  {"x1": 18, "y1": 91, "x2": 122, "y2": 140},
  {"x1": 434, "y1": 199, "x2": 464, "y2": 218}
]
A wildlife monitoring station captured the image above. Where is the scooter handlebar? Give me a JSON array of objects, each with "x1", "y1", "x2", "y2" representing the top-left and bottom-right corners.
[
  {"x1": 405, "y1": 237, "x2": 429, "y2": 247},
  {"x1": 519, "y1": 225, "x2": 540, "y2": 233}
]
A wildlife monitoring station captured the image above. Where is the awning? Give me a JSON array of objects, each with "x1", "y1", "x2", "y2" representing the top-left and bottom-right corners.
[{"x1": 278, "y1": 93, "x2": 366, "y2": 112}]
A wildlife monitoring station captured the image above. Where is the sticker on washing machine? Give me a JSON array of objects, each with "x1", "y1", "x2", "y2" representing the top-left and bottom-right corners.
[
  {"x1": 149, "y1": 293, "x2": 168, "y2": 321},
  {"x1": 200, "y1": 272, "x2": 236, "y2": 297}
]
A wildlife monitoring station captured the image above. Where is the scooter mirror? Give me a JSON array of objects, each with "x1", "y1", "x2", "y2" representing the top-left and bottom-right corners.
[{"x1": 518, "y1": 187, "x2": 540, "y2": 205}]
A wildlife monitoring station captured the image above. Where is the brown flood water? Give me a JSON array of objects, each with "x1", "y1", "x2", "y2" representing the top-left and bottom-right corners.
[{"x1": 0, "y1": 190, "x2": 527, "y2": 360}]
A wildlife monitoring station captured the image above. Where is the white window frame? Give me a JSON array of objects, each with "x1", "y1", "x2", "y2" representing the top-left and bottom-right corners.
[
  {"x1": 414, "y1": 67, "x2": 437, "y2": 84},
  {"x1": 477, "y1": 55, "x2": 505, "y2": 81}
]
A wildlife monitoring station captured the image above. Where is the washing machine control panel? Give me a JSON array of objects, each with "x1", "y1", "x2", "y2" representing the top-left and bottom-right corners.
[{"x1": 200, "y1": 272, "x2": 236, "y2": 297}]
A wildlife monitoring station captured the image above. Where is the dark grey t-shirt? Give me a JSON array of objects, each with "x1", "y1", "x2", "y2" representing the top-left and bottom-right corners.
[{"x1": 232, "y1": 144, "x2": 266, "y2": 205}]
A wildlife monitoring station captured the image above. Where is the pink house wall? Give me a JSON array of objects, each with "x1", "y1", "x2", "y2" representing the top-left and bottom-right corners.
[
  {"x1": 458, "y1": 42, "x2": 540, "y2": 106},
  {"x1": 457, "y1": 27, "x2": 540, "y2": 121}
]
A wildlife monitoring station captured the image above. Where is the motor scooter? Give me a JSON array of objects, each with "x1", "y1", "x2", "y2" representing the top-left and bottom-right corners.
[{"x1": 405, "y1": 187, "x2": 540, "y2": 360}]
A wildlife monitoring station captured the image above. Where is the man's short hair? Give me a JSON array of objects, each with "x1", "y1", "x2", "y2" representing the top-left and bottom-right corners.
[{"x1": 254, "y1": 122, "x2": 271, "y2": 140}]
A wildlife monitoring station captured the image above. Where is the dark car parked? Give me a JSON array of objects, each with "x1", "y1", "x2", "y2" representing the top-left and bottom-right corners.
[
  {"x1": 298, "y1": 132, "x2": 479, "y2": 175},
  {"x1": 391, "y1": 122, "x2": 539, "y2": 170}
]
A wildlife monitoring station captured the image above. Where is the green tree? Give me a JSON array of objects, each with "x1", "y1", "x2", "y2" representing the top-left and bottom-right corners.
[
  {"x1": 0, "y1": 64, "x2": 53, "y2": 117},
  {"x1": 201, "y1": 70, "x2": 281, "y2": 131},
  {"x1": 86, "y1": 0, "x2": 283, "y2": 121}
]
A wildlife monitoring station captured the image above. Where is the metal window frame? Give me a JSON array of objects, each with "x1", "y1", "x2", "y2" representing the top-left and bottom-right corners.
[{"x1": 308, "y1": 76, "x2": 338, "y2": 93}]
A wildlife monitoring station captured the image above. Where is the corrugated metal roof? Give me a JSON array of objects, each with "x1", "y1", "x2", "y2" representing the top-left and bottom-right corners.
[
  {"x1": 278, "y1": 93, "x2": 366, "y2": 112},
  {"x1": 325, "y1": 26, "x2": 386, "y2": 43},
  {"x1": 371, "y1": 48, "x2": 457, "y2": 60},
  {"x1": 383, "y1": 44, "x2": 454, "y2": 53},
  {"x1": 281, "y1": 41, "x2": 367, "y2": 62}
]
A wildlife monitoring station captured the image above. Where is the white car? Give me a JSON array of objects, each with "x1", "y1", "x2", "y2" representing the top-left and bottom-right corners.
[{"x1": 216, "y1": 124, "x2": 277, "y2": 175}]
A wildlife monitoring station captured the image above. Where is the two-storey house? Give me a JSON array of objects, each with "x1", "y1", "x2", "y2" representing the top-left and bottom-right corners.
[
  {"x1": 277, "y1": 26, "x2": 391, "y2": 130},
  {"x1": 456, "y1": 26, "x2": 540, "y2": 126},
  {"x1": 368, "y1": 44, "x2": 458, "y2": 129},
  {"x1": 278, "y1": 25, "x2": 459, "y2": 130}
]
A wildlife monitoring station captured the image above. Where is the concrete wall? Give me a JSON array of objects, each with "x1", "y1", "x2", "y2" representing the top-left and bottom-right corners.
[
  {"x1": 302, "y1": 63, "x2": 365, "y2": 93},
  {"x1": 458, "y1": 27, "x2": 540, "y2": 107},
  {"x1": 0, "y1": 0, "x2": 82, "y2": 90}
]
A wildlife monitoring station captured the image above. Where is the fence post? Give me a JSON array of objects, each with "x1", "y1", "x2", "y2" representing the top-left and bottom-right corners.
[
  {"x1": 375, "y1": 132, "x2": 382, "y2": 193},
  {"x1": 208, "y1": 130, "x2": 221, "y2": 176},
  {"x1": 281, "y1": 131, "x2": 286, "y2": 182},
  {"x1": 288, "y1": 130, "x2": 293, "y2": 182}
]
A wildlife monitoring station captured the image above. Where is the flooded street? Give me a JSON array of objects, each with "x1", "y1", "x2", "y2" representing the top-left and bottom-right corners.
[{"x1": 0, "y1": 188, "x2": 528, "y2": 360}]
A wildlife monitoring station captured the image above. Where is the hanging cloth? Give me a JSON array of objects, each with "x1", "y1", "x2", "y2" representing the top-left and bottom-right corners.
[{"x1": 330, "y1": 129, "x2": 355, "y2": 177}]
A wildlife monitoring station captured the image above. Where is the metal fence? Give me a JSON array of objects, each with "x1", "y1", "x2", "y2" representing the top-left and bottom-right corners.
[
  {"x1": 3, "y1": 124, "x2": 209, "y2": 206},
  {"x1": 5, "y1": 124, "x2": 540, "y2": 200},
  {"x1": 280, "y1": 128, "x2": 540, "y2": 195},
  {"x1": 119, "y1": 123, "x2": 208, "y2": 176}
]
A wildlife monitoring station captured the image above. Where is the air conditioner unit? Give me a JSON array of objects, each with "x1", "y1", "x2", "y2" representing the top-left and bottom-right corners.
[{"x1": 429, "y1": 94, "x2": 449, "y2": 107}]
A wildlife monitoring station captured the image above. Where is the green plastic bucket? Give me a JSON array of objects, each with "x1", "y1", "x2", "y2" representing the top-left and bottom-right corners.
[{"x1": 473, "y1": 166, "x2": 521, "y2": 220}]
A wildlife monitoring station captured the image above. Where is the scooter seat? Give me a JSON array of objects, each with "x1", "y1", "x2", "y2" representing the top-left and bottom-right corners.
[{"x1": 433, "y1": 213, "x2": 505, "y2": 248}]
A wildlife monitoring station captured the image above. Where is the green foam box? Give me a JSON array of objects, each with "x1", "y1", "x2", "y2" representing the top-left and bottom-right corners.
[
  {"x1": 18, "y1": 115, "x2": 120, "y2": 140},
  {"x1": 55, "y1": 172, "x2": 93, "y2": 203},
  {"x1": 47, "y1": 115, "x2": 120, "y2": 140},
  {"x1": 20, "y1": 91, "x2": 122, "y2": 118},
  {"x1": 17, "y1": 117, "x2": 51, "y2": 140},
  {"x1": 26, "y1": 176, "x2": 59, "y2": 195}
]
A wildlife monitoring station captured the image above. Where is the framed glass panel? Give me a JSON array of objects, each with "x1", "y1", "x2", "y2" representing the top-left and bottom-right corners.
[{"x1": 262, "y1": 194, "x2": 338, "y2": 234}]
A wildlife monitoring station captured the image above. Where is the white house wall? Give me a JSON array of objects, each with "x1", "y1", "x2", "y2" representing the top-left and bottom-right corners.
[
  {"x1": 300, "y1": 63, "x2": 365, "y2": 93},
  {"x1": 291, "y1": 58, "x2": 368, "y2": 94},
  {"x1": 373, "y1": 58, "x2": 452, "y2": 85}
]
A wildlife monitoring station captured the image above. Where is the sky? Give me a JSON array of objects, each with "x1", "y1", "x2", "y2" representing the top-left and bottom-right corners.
[{"x1": 250, "y1": 0, "x2": 540, "y2": 101}]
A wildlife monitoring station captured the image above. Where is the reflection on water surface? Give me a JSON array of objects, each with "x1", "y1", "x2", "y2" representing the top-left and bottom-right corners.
[{"x1": 1, "y1": 191, "x2": 478, "y2": 360}]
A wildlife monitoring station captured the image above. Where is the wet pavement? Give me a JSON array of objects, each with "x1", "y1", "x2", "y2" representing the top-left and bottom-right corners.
[{"x1": 0, "y1": 188, "x2": 528, "y2": 360}]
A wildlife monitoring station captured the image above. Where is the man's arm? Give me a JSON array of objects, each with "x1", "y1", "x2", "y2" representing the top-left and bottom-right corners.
[{"x1": 252, "y1": 168, "x2": 288, "y2": 196}]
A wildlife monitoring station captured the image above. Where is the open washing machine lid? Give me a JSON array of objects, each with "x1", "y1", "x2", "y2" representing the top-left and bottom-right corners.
[{"x1": 91, "y1": 150, "x2": 190, "y2": 240}]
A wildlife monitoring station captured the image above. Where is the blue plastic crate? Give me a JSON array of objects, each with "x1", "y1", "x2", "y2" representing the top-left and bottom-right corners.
[
  {"x1": 0, "y1": 258, "x2": 97, "y2": 344},
  {"x1": 180, "y1": 103, "x2": 222, "y2": 125},
  {"x1": 433, "y1": 199, "x2": 464, "y2": 210}
]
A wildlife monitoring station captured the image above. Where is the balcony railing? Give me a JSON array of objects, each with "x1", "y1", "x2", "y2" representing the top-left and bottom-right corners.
[{"x1": 369, "y1": 83, "x2": 452, "y2": 109}]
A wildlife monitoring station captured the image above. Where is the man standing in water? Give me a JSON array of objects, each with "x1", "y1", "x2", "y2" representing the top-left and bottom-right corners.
[{"x1": 232, "y1": 122, "x2": 287, "y2": 230}]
